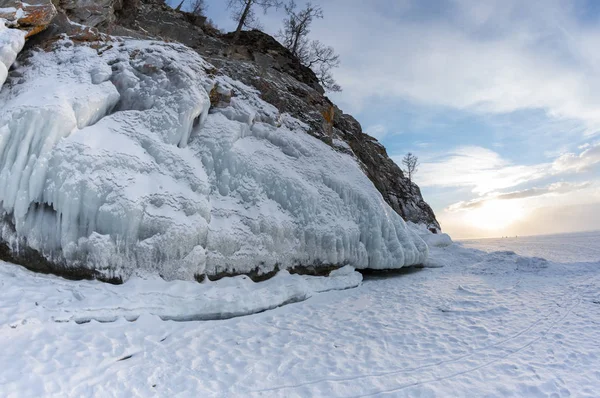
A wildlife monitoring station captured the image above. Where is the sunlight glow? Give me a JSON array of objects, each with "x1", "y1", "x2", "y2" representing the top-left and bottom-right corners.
[{"x1": 462, "y1": 200, "x2": 526, "y2": 231}]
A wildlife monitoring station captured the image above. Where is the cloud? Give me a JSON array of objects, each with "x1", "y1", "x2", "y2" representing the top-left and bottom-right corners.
[
  {"x1": 364, "y1": 124, "x2": 404, "y2": 141},
  {"x1": 437, "y1": 180, "x2": 600, "y2": 238},
  {"x1": 411, "y1": 146, "x2": 548, "y2": 194},
  {"x1": 414, "y1": 142, "x2": 431, "y2": 148},
  {"x1": 447, "y1": 181, "x2": 593, "y2": 211},
  {"x1": 315, "y1": 0, "x2": 600, "y2": 133},
  {"x1": 365, "y1": 124, "x2": 388, "y2": 140},
  {"x1": 413, "y1": 143, "x2": 600, "y2": 195},
  {"x1": 440, "y1": 201, "x2": 600, "y2": 239},
  {"x1": 552, "y1": 142, "x2": 600, "y2": 172}
]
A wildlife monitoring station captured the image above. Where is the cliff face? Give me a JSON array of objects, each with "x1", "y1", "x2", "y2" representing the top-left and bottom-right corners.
[{"x1": 0, "y1": 0, "x2": 439, "y2": 283}]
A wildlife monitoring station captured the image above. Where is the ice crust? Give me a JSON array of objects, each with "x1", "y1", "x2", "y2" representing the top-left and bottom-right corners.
[
  {"x1": 0, "y1": 261, "x2": 363, "y2": 324},
  {"x1": 0, "y1": 37, "x2": 428, "y2": 281}
]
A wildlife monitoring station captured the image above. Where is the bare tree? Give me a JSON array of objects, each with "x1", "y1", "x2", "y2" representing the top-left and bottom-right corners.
[
  {"x1": 306, "y1": 41, "x2": 341, "y2": 92},
  {"x1": 402, "y1": 152, "x2": 419, "y2": 192},
  {"x1": 278, "y1": 1, "x2": 341, "y2": 92},
  {"x1": 228, "y1": 0, "x2": 283, "y2": 42},
  {"x1": 189, "y1": 0, "x2": 206, "y2": 16},
  {"x1": 278, "y1": 1, "x2": 322, "y2": 58}
]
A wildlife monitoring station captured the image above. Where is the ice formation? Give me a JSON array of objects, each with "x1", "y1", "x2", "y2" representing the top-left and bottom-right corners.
[
  {"x1": 0, "y1": 260, "x2": 363, "y2": 324},
  {"x1": 0, "y1": 36, "x2": 428, "y2": 281},
  {"x1": 0, "y1": 18, "x2": 25, "y2": 87}
]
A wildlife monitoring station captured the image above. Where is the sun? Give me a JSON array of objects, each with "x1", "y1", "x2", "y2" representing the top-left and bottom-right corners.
[{"x1": 463, "y1": 200, "x2": 527, "y2": 232}]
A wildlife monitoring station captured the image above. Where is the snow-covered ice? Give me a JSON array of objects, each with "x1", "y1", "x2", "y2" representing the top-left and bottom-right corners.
[
  {"x1": 0, "y1": 230, "x2": 599, "y2": 397},
  {"x1": 0, "y1": 37, "x2": 427, "y2": 281},
  {"x1": 0, "y1": 262, "x2": 362, "y2": 325},
  {"x1": 461, "y1": 230, "x2": 600, "y2": 264}
]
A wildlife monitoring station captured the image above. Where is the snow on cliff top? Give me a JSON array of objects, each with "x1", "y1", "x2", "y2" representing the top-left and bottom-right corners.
[{"x1": 0, "y1": 35, "x2": 428, "y2": 281}]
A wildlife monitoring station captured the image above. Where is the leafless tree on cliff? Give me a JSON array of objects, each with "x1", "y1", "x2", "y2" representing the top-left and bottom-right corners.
[
  {"x1": 305, "y1": 41, "x2": 341, "y2": 92},
  {"x1": 278, "y1": 1, "x2": 341, "y2": 92},
  {"x1": 189, "y1": 0, "x2": 206, "y2": 16},
  {"x1": 402, "y1": 152, "x2": 419, "y2": 193},
  {"x1": 278, "y1": 1, "x2": 322, "y2": 58},
  {"x1": 228, "y1": 0, "x2": 283, "y2": 42}
]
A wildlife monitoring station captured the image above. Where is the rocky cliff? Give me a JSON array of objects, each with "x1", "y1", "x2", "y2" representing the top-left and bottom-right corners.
[{"x1": 0, "y1": 0, "x2": 439, "y2": 283}]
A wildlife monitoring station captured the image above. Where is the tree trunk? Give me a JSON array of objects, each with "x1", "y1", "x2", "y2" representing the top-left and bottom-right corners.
[
  {"x1": 291, "y1": 30, "x2": 300, "y2": 56},
  {"x1": 233, "y1": 0, "x2": 253, "y2": 43},
  {"x1": 175, "y1": 0, "x2": 185, "y2": 11},
  {"x1": 290, "y1": 17, "x2": 308, "y2": 57}
]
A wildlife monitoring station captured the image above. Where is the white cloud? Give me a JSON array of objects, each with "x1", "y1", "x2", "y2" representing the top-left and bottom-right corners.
[
  {"x1": 438, "y1": 182, "x2": 600, "y2": 238},
  {"x1": 552, "y1": 142, "x2": 600, "y2": 172},
  {"x1": 412, "y1": 143, "x2": 600, "y2": 195},
  {"x1": 410, "y1": 146, "x2": 548, "y2": 194},
  {"x1": 414, "y1": 142, "x2": 431, "y2": 148},
  {"x1": 364, "y1": 123, "x2": 404, "y2": 141},
  {"x1": 447, "y1": 181, "x2": 593, "y2": 212},
  {"x1": 420, "y1": 142, "x2": 600, "y2": 237},
  {"x1": 365, "y1": 124, "x2": 388, "y2": 140},
  {"x1": 315, "y1": 0, "x2": 600, "y2": 133}
]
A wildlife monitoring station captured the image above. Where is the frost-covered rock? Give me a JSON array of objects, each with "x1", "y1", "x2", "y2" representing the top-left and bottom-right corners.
[
  {"x1": 55, "y1": 0, "x2": 122, "y2": 28},
  {"x1": 0, "y1": 0, "x2": 57, "y2": 38},
  {"x1": 0, "y1": 36, "x2": 428, "y2": 282}
]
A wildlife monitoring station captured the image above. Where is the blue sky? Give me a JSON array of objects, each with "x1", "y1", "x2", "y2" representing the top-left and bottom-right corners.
[{"x1": 173, "y1": 0, "x2": 600, "y2": 238}]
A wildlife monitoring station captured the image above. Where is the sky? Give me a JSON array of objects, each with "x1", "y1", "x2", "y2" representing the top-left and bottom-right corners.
[{"x1": 173, "y1": 0, "x2": 600, "y2": 239}]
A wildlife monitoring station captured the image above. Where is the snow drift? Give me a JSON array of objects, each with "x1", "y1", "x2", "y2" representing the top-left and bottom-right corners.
[{"x1": 0, "y1": 35, "x2": 428, "y2": 282}]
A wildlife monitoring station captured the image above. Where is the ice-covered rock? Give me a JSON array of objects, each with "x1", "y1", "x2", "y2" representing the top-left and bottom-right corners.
[
  {"x1": 469, "y1": 250, "x2": 549, "y2": 275},
  {"x1": 0, "y1": 36, "x2": 428, "y2": 282},
  {"x1": 408, "y1": 222, "x2": 453, "y2": 248},
  {"x1": 0, "y1": 18, "x2": 25, "y2": 87},
  {"x1": 424, "y1": 233, "x2": 453, "y2": 248}
]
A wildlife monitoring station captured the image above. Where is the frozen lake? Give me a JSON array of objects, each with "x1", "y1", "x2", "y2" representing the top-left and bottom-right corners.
[
  {"x1": 461, "y1": 230, "x2": 600, "y2": 263},
  {"x1": 1, "y1": 231, "x2": 599, "y2": 397}
]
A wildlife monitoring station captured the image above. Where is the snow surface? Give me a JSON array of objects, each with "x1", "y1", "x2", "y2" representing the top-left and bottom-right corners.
[
  {"x1": 461, "y1": 230, "x2": 600, "y2": 264},
  {"x1": 0, "y1": 18, "x2": 25, "y2": 87},
  {"x1": 0, "y1": 37, "x2": 427, "y2": 281},
  {"x1": 1, "y1": 230, "x2": 599, "y2": 397}
]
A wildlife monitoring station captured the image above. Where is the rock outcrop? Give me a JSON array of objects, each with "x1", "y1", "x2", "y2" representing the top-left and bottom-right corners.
[
  {"x1": 0, "y1": 0, "x2": 57, "y2": 37},
  {"x1": 0, "y1": 0, "x2": 439, "y2": 283},
  {"x1": 51, "y1": 0, "x2": 123, "y2": 28}
]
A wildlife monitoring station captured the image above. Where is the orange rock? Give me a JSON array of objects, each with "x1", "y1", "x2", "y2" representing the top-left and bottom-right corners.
[{"x1": 0, "y1": 0, "x2": 57, "y2": 38}]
